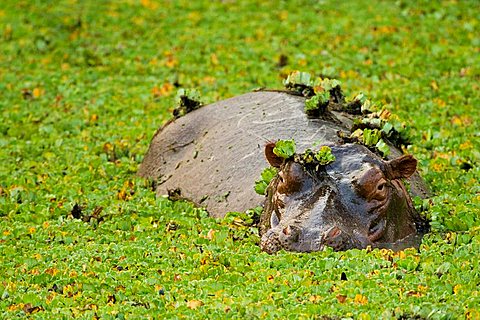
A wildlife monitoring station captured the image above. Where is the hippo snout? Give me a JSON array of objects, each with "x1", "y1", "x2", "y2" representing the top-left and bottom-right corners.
[
  {"x1": 261, "y1": 224, "x2": 359, "y2": 254},
  {"x1": 260, "y1": 225, "x2": 302, "y2": 254}
]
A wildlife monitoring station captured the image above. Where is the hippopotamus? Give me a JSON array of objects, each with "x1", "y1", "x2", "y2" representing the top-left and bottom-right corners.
[{"x1": 138, "y1": 91, "x2": 429, "y2": 252}]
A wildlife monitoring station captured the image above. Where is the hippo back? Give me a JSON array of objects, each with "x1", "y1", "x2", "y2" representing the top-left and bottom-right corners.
[{"x1": 138, "y1": 91, "x2": 350, "y2": 218}]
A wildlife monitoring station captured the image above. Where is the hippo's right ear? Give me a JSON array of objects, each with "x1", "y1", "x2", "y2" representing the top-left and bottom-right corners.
[
  {"x1": 265, "y1": 142, "x2": 284, "y2": 168},
  {"x1": 386, "y1": 154, "x2": 417, "y2": 179}
]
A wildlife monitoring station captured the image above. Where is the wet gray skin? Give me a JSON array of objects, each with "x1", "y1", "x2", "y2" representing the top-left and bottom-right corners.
[{"x1": 260, "y1": 143, "x2": 428, "y2": 253}]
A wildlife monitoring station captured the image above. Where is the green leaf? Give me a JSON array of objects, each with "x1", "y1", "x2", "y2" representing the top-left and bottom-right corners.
[
  {"x1": 283, "y1": 71, "x2": 312, "y2": 88},
  {"x1": 224, "y1": 206, "x2": 262, "y2": 226},
  {"x1": 273, "y1": 139, "x2": 296, "y2": 159},
  {"x1": 173, "y1": 88, "x2": 202, "y2": 117},
  {"x1": 362, "y1": 117, "x2": 383, "y2": 128},
  {"x1": 375, "y1": 139, "x2": 390, "y2": 156},
  {"x1": 261, "y1": 166, "x2": 277, "y2": 182},
  {"x1": 254, "y1": 181, "x2": 268, "y2": 195},
  {"x1": 304, "y1": 91, "x2": 330, "y2": 116},
  {"x1": 254, "y1": 167, "x2": 278, "y2": 195},
  {"x1": 176, "y1": 88, "x2": 201, "y2": 103},
  {"x1": 362, "y1": 129, "x2": 381, "y2": 146},
  {"x1": 361, "y1": 99, "x2": 374, "y2": 113},
  {"x1": 350, "y1": 128, "x2": 364, "y2": 139},
  {"x1": 382, "y1": 122, "x2": 394, "y2": 135},
  {"x1": 354, "y1": 92, "x2": 367, "y2": 104},
  {"x1": 314, "y1": 78, "x2": 341, "y2": 91},
  {"x1": 314, "y1": 146, "x2": 336, "y2": 165}
]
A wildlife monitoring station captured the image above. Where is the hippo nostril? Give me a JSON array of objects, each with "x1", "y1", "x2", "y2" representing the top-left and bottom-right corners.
[
  {"x1": 327, "y1": 226, "x2": 342, "y2": 239},
  {"x1": 280, "y1": 225, "x2": 300, "y2": 242},
  {"x1": 322, "y1": 226, "x2": 355, "y2": 251}
]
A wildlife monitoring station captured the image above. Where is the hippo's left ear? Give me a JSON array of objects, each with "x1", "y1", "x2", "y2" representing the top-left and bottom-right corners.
[
  {"x1": 265, "y1": 142, "x2": 284, "y2": 168},
  {"x1": 385, "y1": 154, "x2": 417, "y2": 180}
]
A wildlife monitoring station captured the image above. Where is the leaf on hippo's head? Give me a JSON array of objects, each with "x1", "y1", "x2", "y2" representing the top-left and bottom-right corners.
[
  {"x1": 361, "y1": 117, "x2": 383, "y2": 129},
  {"x1": 350, "y1": 128, "x2": 364, "y2": 140},
  {"x1": 361, "y1": 99, "x2": 375, "y2": 113},
  {"x1": 297, "y1": 146, "x2": 336, "y2": 167},
  {"x1": 314, "y1": 146, "x2": 336, "y2": 165},
  {"x1": 254, "y1": 181, "x2": 267, "y2": 196},
  {"x1": 350, "y1": 92, "x2": 367, "y2": 104},
  {"x1": 301, "y1": 149, "x2": 316, "y2": 164},
  {"x1": 283, "y1": 71, "x2": 316, "y2": 97},
  {"x1": 261, "y1": 166, "x2": 278, "y2": 182},
  {"x1": 273, "y1": 139, "x2": 296, "y2": 159},
  {"x1": 254, "y1": 167, "x2": 278, "y2": 195}
]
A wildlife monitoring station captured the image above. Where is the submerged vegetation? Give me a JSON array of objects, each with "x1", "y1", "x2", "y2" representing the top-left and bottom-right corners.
[{"x1": 0, "y1": 0, "x2": 479, "y2": 318}]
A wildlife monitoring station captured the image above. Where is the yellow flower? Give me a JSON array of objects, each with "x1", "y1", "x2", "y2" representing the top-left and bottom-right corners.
[{"x1": 186, "y1": 300, "x2": 203, "y2": 309}]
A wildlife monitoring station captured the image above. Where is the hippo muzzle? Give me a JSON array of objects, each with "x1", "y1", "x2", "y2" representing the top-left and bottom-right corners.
[
  {"x1": 260, "y1": 186, "x2": 371, "y2": 253},
  {"x1": 261, "y1": 225, "x2": 367, "y2": 254}
]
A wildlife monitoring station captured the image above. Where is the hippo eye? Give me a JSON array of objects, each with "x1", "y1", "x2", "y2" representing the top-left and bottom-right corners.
[
  {"x1": 356, "y1": 168, "x2": 389, "y2": 202},
  {"x1": 372, "y1": 179, "x2": 388, "y2": 201},
  {"x1": 376, "y1": 178, "x2": 387, "y2": 192}
]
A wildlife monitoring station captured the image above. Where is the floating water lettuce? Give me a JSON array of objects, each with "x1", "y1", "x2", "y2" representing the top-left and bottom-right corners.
[
  {"x1": 284, "y1": 71, "x2": 343, "y2": 102},
  {"x1": 314, "y1": 146, "x2": 336, "y2": 165},
  {"x1": 363, "y1": 128, "x2": 382, "y2": 146},
  {"x1": 283, "y1": 71, "x2": 313, "y2": 90},
  {"x1": 296, "y1": 146, "x2": 336, "y2": 167},
  {"x1": 350, "y1": 128, "x2": 391, "y2": 157},
  {"x1": 351, "y1": 92, "x2": 367, "y2": 104},
  {"x1": 173, "y1": 88, "x2": 203, "y2": 118},
  {"x1": 316, "y1": 78, "x2": 343, "y2": 104},
  {"x1": 254, "y1": 167, "x2": 278, "y2": 195},
  {"x1": 360, "y1": 117, "x2": 383, "y2": 129},
  {"x1": 224, "y1": 206, "x2": 263, "y2": 227},
  {"x1": 313, "y1": 78, "x2": 341, "y2": 92},
  {"x1": 375, "y1": 139, "x2": 391, "y2": 156},
  {"x1": 382, "y1": 121, "x2": 394, "y2": 135},
  {"x1": 347, "y1": 92, "x2": 378, "y2": 114},
  {"x1": 273, "y1": 139, "x2": 296, "y2": 159}
]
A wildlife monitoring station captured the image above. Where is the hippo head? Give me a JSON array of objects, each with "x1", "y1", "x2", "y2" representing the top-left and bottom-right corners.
[{"x1": 260, "y1": 142, "x2": 427, "y2": 253}]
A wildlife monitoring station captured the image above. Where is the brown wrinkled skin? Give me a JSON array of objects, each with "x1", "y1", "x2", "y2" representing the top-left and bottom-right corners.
[{"x1": 139, "y1": 92, "x2": 429, "y2": 252}]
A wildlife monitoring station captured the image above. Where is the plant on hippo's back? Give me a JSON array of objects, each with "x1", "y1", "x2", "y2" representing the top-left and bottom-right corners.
[
  {"x1": 173, "y1": 88, "x2": 203, "y2": 118},
  {"x1": 305, "y1": 91, "x2": 330, "y2": 117},
  {"x1": 349, "y1": 128, "x2": 391, "y2": 157},
  {"x1": 283, "y1": 71, "x2": 344, "y2": 116},
  {"x1": 302, "y1": 146, "x2": 336, "y2": 166}
]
